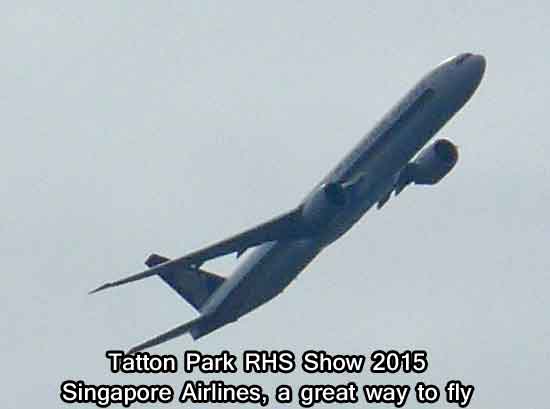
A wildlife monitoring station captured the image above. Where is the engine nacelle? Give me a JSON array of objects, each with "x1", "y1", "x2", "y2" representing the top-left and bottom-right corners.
[
  {"x1": 411, "y1": 139, "x2": 458, "y2": 185},
  {"x1": 301, "y1": 182, "x2": 347, "y2": 230}
]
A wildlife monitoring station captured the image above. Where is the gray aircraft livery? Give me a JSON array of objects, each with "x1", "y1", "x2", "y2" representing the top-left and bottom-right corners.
[{"x1": 91, "y1": 53, "x2": 486, "y2": 352}]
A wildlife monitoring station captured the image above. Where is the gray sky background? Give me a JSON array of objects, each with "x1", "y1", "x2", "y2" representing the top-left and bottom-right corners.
[{"x1": 2, "y1": 1, "x2": 549, "y2": 408}]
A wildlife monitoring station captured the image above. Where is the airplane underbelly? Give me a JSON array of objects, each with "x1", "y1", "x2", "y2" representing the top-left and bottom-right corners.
[
  {"x1": 193, "y1": 239, "x2": 323, "y2": 338},
  {"x1": 227, "y1": 239, "x2": 322, "y2": 313}
]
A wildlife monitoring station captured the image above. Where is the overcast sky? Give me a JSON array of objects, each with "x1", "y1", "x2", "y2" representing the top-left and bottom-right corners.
[{"x1": 3, "y1": 1, "x2": 549, "y2": 408}]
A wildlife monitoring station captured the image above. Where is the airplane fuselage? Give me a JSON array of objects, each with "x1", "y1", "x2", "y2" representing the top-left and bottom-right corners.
[{"x1": 191, "y1": 53, "x2": 486, "y2": 339}]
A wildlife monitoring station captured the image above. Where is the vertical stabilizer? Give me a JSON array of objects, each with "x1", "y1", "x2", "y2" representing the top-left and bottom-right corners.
[{"x1": 145, "y1": 253, "x2": 225, "y2": 311}]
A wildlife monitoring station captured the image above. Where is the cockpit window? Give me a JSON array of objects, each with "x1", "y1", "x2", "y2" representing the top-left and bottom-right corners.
[{"x1": 455, "y1": 53, "x2": 472, "y2": 65}]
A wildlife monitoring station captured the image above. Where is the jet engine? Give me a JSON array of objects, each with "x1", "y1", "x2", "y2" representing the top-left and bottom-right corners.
[
  {"x1": 409, "y1": 139, "x2": 458, "y2": 185},
  {"x1": 378, "y1": 139, "x2": 459, "y2": 208},
  {"x1": 301, "y1": 182, "x2": 348, "y2": 230}
]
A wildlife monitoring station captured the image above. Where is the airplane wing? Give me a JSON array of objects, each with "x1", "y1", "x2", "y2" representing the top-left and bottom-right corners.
[{"x1": 90, "y1": 207, "x2": 306, "y2": 294}]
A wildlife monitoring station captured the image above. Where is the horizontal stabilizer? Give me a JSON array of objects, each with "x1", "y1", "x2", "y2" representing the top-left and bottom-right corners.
[
  {"x1": 145, "y1": 253, "x2": 225, "y2": 310},
  {"x1": 127, "y1": 314, "x2": 207, "y2": 354}
]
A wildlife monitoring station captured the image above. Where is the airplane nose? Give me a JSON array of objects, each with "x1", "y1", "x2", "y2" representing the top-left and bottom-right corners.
[
  {"x1": 430, "y1": 53, "x2": 486, "y2": 108},
  {"x1": 470, "y1": 54, "x2": 486, "y2": 77},
  {"x1": 468, "y1": 54, "x2": 487, "y2": 81},
  {"x1": 455, "y1": 53, "x2": 486, "y2": 79},
  {"x1": 462, "y1": 54, "x2": 486, "y2": 90}
]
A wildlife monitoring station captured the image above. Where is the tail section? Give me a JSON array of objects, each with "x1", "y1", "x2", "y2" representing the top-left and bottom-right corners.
[
  {"x1": 125, "y1": 254, "x2": 225, "y2": 353},
  {"x1": 145, "y1": 253, "x2": 225, "y2": 311}
]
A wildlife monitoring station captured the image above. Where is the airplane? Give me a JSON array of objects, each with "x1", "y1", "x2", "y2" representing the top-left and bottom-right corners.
[{"x1": 91, "y1": 53, "x2": 486, "y2": 353}]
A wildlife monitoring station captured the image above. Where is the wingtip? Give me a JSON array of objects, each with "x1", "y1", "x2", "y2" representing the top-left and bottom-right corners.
[
  {"x1": 127, "y1": 342, "x2": 149, "y2": 355},
  {"x1": 88, "y1": 283, "x2": 111, "y2": 295}
]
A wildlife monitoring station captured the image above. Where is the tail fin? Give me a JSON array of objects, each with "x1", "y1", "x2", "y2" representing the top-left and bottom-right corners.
[
  {"x1": 127, "y1": 314, "x2": 208, "y2": 353},
  {"x1": 145, "y1": 253, "x2": 225, "y2": 311}
]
